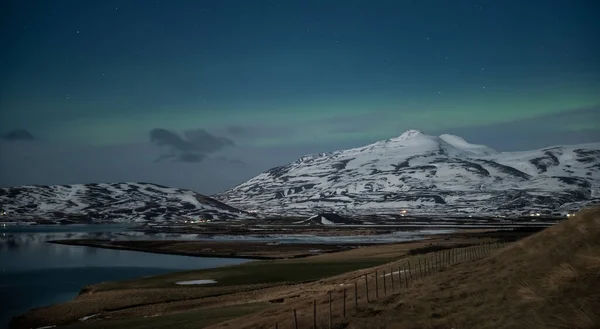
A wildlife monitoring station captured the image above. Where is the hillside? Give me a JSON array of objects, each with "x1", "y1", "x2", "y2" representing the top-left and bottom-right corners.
[
  {"x1": 0, "y1": 182, "x2": 253, "y2": 223},
  {"x1": 217, "y1": 130, "x2": 600, "y2": 217},
  {"x1": 341, "y1": 207, "x2": 600, "y2": 329}
]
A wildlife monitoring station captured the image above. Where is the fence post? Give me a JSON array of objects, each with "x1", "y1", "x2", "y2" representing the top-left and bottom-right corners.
[
  {"x1": 442, "y1": 249, "x2": 445, "y2": 266},
  {"x1": 391, "y1": 267, "x2": 395, "y2": 292},
  {"x1": 354, "y1": 281, "x2": 358, "y2": 309},
  {"x1": 343, "y1": 287, "x2": 347, "y2": 318},
  {"x1": 404, "y1": 264, "x2": 409, "y2": 288},
  {"x1": 430, "y1": 255, "x2": 434, "y2": 273},
  {"x1": 375, "y1": 271, "x2": 379, "y2": 299},
  {"x1": 408, "y1": 261, "x2": 413, "y2": 281},
  {"x1": 445, "y1": 249, "x2": 449, "y2": 267},
  {"x1": 398, "y1": 266, "x2": 402, "y2": 290},
  {"x1": 418, "y1": 258, "x2": 423, "y2": 278},
  {"x1": 329, "y1": 291, "x2": 332, "y2": 329},
  {"x1": 383, "y1": 269, "x2": 387, "y2": 296},
  {"x1": 364, "y1": 274, "x2": 369, "y2": 303},
  {"x1": 313, "y1": 299, "x2": 317, "y2": 329},
  {"x1": 453, "y1": 247, "x2": 456, "y2": 264},
  {"x1": 293, "y1": 309, "x2": 298, "y2": 329},
  {"x1": 275, "y1": 322, "x2": 278, "y2": 329}
]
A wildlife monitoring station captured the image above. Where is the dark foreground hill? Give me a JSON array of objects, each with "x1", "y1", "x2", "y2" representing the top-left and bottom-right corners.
[{"x1": 343, "y1": 207, "x2": 600, "y2": 329}]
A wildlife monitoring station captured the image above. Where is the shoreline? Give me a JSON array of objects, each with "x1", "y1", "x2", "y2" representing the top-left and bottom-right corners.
[
  {"x1": 48, "y1": 239, "x2": 369, "y2": 260},
  {"x1": 10, "y1": 227, "x2": 546, "y2": 329}
]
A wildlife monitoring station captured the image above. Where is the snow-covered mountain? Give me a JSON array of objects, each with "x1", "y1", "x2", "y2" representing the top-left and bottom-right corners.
[
  {"x1": 0, "y1": 182, "x2": 253, "y2": 223},
  {"x1": 217, "y1": 130, "x2": 600, "y2": 217}
]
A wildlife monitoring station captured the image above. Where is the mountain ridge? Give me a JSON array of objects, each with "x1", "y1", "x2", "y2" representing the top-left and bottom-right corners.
[
  {"x1": 0, "y1": 182, "x2": 253, "y2": 223},
  {"x1": 216, "y1": 130, "x2": 600, "y2": 216}
]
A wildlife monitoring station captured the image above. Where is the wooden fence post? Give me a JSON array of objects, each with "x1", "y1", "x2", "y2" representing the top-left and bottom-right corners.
[
  {"x1": 430, "y1": 256, "x2": 434, "y2": 274},
  {"x1": 293, "y1": 309, "x2": 298, "y2": 329},
  {"x1": 313, "y1": 299, "x2": 317, "y2": 329},
  {"x1": 343, "y1": 288, "x2": 347, "y2": 318},
  {"x1": 364, "y1": 274, "x2": 369, "y2": 303},
  {"x1": 418, "y1": 258, "x2": 423, "y2": 278},
  {"x1": 328, "y1": 291, "x2": 332, "y2": 329},
  {"x1": 354, "y1": 281, "x2": 358, "y2": 309},
  {"x1": 391, "y1": 267, "x2": 395, "y2": 292},
  {"x1": 408, "y1": 261, "x2": 413, "y2": 281},
  {"x1": 383, "y1": 269, "x2": 387, "y2": 296},
  {"x1": 404, "y1": 264, "x2": 409, "y2": 288},
  {"x1": 445, "y1": 249, "x2": 449, "y2": 267},
  {"x1": 375, "y1": 271, "x2": 379, "y2": 299},
  {"x1": 275, "y1": 322, "x2": 278, "y2": 329},
  {"x1": 398, "y1": 266, "x2": 402, "y2": 290}
]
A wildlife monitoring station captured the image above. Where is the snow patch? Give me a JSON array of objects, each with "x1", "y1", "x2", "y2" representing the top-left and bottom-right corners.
[
  {"x1": 175, "y1": 279, "x2": 217, "y2": 285},
  {"x1": 79, "y1": 314, "x2": 100, "y2": 322}
]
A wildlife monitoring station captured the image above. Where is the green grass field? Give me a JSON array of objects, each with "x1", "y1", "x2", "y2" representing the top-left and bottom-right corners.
[
  {"x1": 96, "y1": 257, "x2": 393, "y2": 291},
  {"x1": 63, "y1": 303, "x2": 270, "y2": 329}
]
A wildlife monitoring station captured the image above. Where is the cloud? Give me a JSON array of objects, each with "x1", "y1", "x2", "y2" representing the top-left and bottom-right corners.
[
  {"x1": 149, "y1": 128, "x2": 234, "y2": 163},
  {"x1": 183, "y1": 129, "x2": 235, "y2": 152},
  {"x1": 177, "y1": 153, "x2": 207, "y2": 163},
  {"x1": 226, "y1": 125, "x2": 248, "y2": 136},
  {"x1": 1, "y1": 129, "x2": 35, "y2": 141}
]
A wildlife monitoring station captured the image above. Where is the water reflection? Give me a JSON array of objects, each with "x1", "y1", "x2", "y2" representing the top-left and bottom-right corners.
[{"x1": 0, "y1": 225, "x2": 251, "y2": 329}]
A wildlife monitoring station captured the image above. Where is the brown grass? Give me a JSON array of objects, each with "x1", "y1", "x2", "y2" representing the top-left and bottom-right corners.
[
  {"x1": 314, "y1": 207, "x2": 600, "y2": 329},
  {"x1": 9, "y1": 233, "x2": 499, "y2": 329},
  {"x1": 12, "y1": 223, "x2": 581, "y2": 329}
]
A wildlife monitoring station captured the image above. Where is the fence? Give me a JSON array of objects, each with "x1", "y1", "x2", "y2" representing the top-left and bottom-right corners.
[{"x1": 272, "y1": 242, "x2": 508, "y2": 329}]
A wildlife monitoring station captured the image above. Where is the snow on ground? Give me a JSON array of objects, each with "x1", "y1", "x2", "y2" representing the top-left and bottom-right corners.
[
  {"x1": 175, "y1": 279, "x2": 217, "y2": 285},
  {"x1": 79, "y1": 314, "x2": 100, "y2": 322}
]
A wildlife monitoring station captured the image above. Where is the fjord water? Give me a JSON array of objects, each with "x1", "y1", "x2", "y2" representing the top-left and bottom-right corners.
[{"x1": 0, "y1": 225, "x2": 251, "y2": 329}]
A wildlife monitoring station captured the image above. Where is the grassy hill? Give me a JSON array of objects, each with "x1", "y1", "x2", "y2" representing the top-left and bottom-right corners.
[{"x1": 341, "y1": 207, "x2": 600, "y2": 329}]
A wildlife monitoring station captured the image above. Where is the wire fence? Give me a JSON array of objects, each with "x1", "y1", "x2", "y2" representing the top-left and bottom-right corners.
[{"x1": 272, "y1": 242, "x2": 508, "y2": 329}]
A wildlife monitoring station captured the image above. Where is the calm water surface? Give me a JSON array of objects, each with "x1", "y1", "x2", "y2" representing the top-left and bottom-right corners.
[{"x1": 0, "y1": 225, "x2": 250, "y2": 329}]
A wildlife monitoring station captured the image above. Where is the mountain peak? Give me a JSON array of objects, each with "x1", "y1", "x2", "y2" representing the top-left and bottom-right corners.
[{"x1": 396, "y1": 129, "x2": 426, "y2": 140}]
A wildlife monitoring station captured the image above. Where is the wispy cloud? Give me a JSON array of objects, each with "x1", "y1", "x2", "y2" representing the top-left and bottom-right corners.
[
  {"x1": 150, "y1": 128, "x2": 234, "y2": 163},
  {"x1": 1, "y1": 129, "x2": 35, "y2": 142}
]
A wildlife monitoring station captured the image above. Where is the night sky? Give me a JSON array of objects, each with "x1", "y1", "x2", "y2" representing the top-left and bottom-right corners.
[{"x1": 1, "y1": 0, "x2": 599, "y2": 194}]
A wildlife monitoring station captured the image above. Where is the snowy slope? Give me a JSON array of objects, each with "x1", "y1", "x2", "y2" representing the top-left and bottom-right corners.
[
  {"x1": 0, "y1": 182, "x2": 254, "y2": 223},
  {"x1": 216, "y1": 130, "x2": 600, "y2": 216}
]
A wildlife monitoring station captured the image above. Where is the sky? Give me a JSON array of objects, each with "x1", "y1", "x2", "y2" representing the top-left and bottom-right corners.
[{"x1": 1, "y1": 0, "x2": 599, "y2": 194}]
